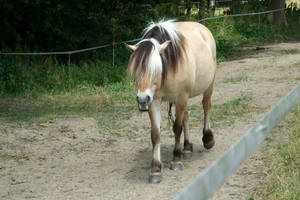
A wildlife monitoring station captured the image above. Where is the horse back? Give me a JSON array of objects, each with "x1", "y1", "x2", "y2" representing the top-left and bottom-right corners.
[{"x1": 161, "y1": 22, "x2": 216, "y2": 100}]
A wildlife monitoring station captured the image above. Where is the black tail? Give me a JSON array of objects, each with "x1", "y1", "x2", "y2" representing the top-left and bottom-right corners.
[{"x1": 168, "y1": 102, "x2": 175, "y2": 125}]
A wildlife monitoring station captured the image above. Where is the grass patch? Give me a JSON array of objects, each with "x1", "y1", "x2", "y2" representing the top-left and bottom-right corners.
[
  {"x1": 0, "y1": 152, "x2": 30, "y2": 161},
  {"x1": 0, "y1": 57, "x2": 128, "y2": 97},
  {"x1": 211, "y1": 93, "x2": 255, "y2": 127},
  {"x1": 0, "y1": 80, "x2": 136, "y2": 130},
  {"x1": 189, "y1": 93, "x2": 257, "y2": 128},
  {"x1": 25, "y1": 195, "x2": 38, "y2": 199},
  {"x1": 281, "y1": 49, "x2": 298, "y2": 55},
  {"x1": 267, "y1": 76, "x2": 287, "y2": 83},
  {"x1": 249, "y1": 104, "x2": 300, "y2": 200},
  {"x1": 224, "y1": 75, "x2": 249, "y2": 84}
]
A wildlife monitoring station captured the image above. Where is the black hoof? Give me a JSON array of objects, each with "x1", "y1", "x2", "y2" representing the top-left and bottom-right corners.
[
  {"x1": 170, "y1": 161, "x2": 183, "y2": 171},
  {"x1": 149, "y1": 173, "x2": 162, "y2": 184},
  {"x1": 183, "y1": 151, "x2": 192, "y2": 160},
  {"x1": 202, "y1": 129, "x2": 215, "y2": 149},
  {"x1": 203, "y1": 139, "x2": 215, "y2": 149}
]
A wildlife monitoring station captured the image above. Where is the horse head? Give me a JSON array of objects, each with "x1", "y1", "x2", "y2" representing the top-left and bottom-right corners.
[{"x1": 126, "y1": 39, "x2": 170, "y2": 111}]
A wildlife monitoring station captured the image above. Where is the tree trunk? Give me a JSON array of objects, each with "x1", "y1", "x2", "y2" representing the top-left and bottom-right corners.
[
  {"x1": 199, "y1": 0, "x2": 206, "y2": 24},
  {"x1": 207, "y1": 0, "x2": 215, "y2": 16},
  {"x1": 231, "y1": 0, "x2": 240, "y2": 14},
  {"x1": 269, "y1": 0, "x2": 288, "y2": 26},
  {"x1": 185, "y1": 0, "x2": 192, "y2": 16}
]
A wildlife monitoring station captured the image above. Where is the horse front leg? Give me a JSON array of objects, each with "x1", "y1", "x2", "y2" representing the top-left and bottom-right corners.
[
  {"x1": 148, "y1": 101, "x2": 162, "y2": 183},
  {"x1": 202, "y1": 83, "x2": 215, "y2": 149},
  {"x1": 170, "y1": 96, "x2": 188, "y2": 171}
]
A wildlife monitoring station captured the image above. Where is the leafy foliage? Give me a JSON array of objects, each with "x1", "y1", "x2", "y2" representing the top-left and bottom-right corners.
[
  {"x1": 0, "y1": 1, "x2": 163, "y2": 51},
  {"x1": 0, "y1": 1, "x2": 299, "y2": 96},
  {"x1": 0, "y1": 56, "x2": 127, "y2": 96}
]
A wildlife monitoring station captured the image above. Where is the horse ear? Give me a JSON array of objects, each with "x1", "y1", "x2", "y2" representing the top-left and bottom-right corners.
[
  {"x1": 158, "y1": 40, "x2": 171, "y2": 53},
  {"x1": 125, "y1": 43, "x2": 137, "y2": 52}
]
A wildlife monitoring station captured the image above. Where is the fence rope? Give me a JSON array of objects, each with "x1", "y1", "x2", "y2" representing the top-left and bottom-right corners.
[
  {"x1": 199, "y1": 7, "x2": 286, "y2": 22},
  {"x1": 174, "y1": 83, "x2": 300, "y2": 200},
  {"x1": 0, "y1": 8, "x2": 286, "y2": 57},
  {"x1": 0, "y1": 44, "x2": 112, "y2": 56}
]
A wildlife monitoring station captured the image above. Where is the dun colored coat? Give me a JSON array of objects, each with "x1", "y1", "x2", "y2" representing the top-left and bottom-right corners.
[{"x1": 126, "y1": 20, "x2": 216, "y2": 183}]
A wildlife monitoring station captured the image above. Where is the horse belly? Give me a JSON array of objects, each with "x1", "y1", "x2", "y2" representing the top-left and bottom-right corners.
[
  {"x1": 158, "y1": 87, "x2": 186, "y2": 102},
  {"x1": 190, "y1": 67, "x2": 215, "y2": 98}
]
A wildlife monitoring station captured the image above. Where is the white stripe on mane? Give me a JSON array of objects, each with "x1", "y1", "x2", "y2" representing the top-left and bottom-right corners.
[
  {"x1": 128, "y1": 19, "x2": 185, "y2": 85},
  {"x1": 143, "y1": 19, "x2": 180, "y2": 47},
  {"x1": 130, "y1": 38, "x2": 162, "y2": 80},
  {"x1": 142, "y1": 39, "x2": 162, "y2": 79}
]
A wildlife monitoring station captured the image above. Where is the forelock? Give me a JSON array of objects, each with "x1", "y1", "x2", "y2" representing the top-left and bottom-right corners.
[{"x1": 128, "y1": 39, "x2": 162, "y2": 81}]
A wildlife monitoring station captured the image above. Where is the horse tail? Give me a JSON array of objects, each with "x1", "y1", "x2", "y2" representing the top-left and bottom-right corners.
[{"x1": 168, "y1": 102, "x2": 175, "y2": 126}]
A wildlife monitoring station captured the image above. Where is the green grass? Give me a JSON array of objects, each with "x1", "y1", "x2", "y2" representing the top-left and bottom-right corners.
[
  {"x1": 281, "y1": 49, "x2": 298, "y2": 55},
  {"x1": 224, "y1": 75, "x2": 249, "y2": 84},
  {"x1": 267, "y1": 76, "x2": 287, "y2": 83},
  {"x1": 249, "y1": 104, "x2": 300, "y2": 200},
  {"x1": 0, "y1": 56, "x2": 128, "y2": 97},
  {"x1": 0, "y1": 152, "x2": 30, "y2": 161},
  {"x1": 0, "y1": 79, "x2": 137, "y2": 136},
  {"x1": 24, "y1": 195, "x2": 38, "y2": 199},
  {"x1": 189, "y1": 93, "x2": 258, "y2": 128},
  {"x1": 212, "y1": 93, "x2": 256, "y2": 127}
]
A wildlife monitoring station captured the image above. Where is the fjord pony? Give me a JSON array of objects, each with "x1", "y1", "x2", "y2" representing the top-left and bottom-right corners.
[{"x1": 126, "y1": 20, "x2": 216, "y2": 183}]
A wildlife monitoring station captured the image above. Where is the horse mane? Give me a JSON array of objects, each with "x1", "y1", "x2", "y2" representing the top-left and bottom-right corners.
[{"x1": 128, "y1": 19, "x2": 185, "y2": 85}]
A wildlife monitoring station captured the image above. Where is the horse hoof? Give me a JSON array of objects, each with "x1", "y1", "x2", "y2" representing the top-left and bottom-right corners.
[
  {"x1": 183, "y1": 151, "x2": 192, "y2": 160},
  {"x1": 203, "y1": 140, "x2": 215, "y2": 149},
  {"x1": 202, "y1": 129, "x2": 215, "y2": 149},
  {"x1": 170, "y1": 161, "x2": 183, "y2": 171},
  {"x1": 149, "y1": 173, "x2": 162, "y2": 184},
  {"x1": 203, "y1": 137, "x2": 215, "y2": 149}
]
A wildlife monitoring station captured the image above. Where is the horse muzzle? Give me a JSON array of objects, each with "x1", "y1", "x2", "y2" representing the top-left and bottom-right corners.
[{"x1": 136, "y1": 95, "x2": 152, "y2": 111}]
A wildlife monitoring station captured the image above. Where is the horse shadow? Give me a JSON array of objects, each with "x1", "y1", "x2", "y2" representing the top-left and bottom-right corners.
[{"x1": 124, "y1": 139, "x2": 209, "y2": 183}]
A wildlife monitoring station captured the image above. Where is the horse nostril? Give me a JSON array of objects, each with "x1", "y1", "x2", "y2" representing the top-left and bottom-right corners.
[
  {"x1": 137, "y1": 95, "x2": 151, "y2": 106},
  {"x1": 146, "y1": 95, "x2": 151, "y2": 103}
]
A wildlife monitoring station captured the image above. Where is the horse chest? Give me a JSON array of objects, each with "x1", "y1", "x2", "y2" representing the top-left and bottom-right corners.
[{"x1": 155, "y1": 86, "x2": 187, "y2": 102}]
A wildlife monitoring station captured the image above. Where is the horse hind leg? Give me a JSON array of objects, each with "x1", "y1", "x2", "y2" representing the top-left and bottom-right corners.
[
  {"x1": 183, "y1": 110, "x2": 193, "y2": 160},
  {"x1": 202, "y1": 83, "x2": 215, "y2": 149},
  {"x1": 170, "y1": 96, "x2": 188, "y2": 171},
  {"x1": 169, "y1": 104, "x2": 193, "y2": 160}
]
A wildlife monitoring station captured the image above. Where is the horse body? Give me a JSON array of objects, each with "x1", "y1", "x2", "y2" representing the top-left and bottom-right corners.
[
  {"x1": 155, "y1": 22, "x2": 216, "y2": 102},
  {"x1": 126, "y1": 20, "x2": 216, "y2": 183}
]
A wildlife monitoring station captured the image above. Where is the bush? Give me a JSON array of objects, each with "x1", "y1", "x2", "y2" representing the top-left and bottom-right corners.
[{"x1": 0, "y1": 56, "x2": 128, "y2": 97}]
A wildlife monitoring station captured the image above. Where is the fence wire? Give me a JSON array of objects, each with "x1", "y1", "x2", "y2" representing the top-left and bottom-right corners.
[{"x1": 199, "y1": 7, "x2": 286, "y2": 22}]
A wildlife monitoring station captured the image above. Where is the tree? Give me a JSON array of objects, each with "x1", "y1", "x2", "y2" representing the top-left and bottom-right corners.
[
  {"x1": 231, "y1": 0, "x2": 241, "y2": 14},
  {"x1": 207, "y1": 0, "x2": 215, "y2": 15},
  {"x1": 185, "y1": 0, "x2": 192, "y2": 16},
  {"x1": 199, "y1": 0, "x2": 206, "y2": 24},
  {"x1": 269, "y1": 0, "x2": 288, "y2": 26},
  {"x1": 0, "y1": 0, "x2": 156, "y2": 51}
]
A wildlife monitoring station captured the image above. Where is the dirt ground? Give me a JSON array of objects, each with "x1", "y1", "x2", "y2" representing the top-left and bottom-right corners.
[{"x1": 0, "y1": 42, "x2": 299, "y2": 200}]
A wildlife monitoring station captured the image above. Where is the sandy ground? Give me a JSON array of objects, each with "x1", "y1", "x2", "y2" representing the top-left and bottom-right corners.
[{"x1": 0, "y1": 42, "x2": 299, "y2": 200}]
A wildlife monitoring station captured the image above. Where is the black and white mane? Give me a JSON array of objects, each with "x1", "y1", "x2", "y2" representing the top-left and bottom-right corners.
[{"x1": 128, "y1": 20, "x2": 185, "y2": 85}]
